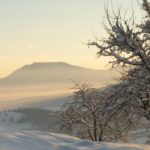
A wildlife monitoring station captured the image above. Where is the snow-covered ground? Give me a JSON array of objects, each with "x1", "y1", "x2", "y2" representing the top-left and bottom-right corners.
[
  {"x1": 129, "y1": 129, "x2": 150, "y2": 145},
  {"x1": 0, "y1": 128, "x2": 150, "y2": 150},
  {"x1": 0, "y1": 111, "x2": 150, "y2": 149},
  {"x1": 0, "y1": 111, "x2": 32, "y2": 130}
]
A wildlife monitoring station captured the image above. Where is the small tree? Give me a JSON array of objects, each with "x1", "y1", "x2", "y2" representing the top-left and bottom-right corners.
[
  {"x1": 60, "y1": 83, "x2": 136, "y2": 142},
  {"x1": 60, "y1": 83, "x2": 105, "y2": 141}
]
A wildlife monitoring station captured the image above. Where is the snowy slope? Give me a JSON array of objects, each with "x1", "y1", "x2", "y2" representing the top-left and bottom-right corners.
[
  {"x1": 0, "y1": 111, "x2": 32, "y2": 130},
  {"x1": 0, "y1": 128, "x2": 150, "y2": 150}
]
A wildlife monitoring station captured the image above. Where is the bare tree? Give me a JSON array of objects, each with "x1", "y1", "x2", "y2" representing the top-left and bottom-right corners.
[
  {"x1": 88, "y1": 0, "x2": 150, "y2": 72},
  {"x1": 58, "y1": 1, "x2": 150, "y2": 142},
  {"x1": 87, "y1": 0, "x2": 150, "y2": 119},
  {"x1": 120, "y1": 66, "x2": 150, "y2": 120},
  {"x1": 59, "y1": 83, "x2": 137, "y2": 142}
]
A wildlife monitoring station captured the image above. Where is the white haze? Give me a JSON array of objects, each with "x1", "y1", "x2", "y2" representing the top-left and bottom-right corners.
[{"x1": 0, "y1": 62, "x2": 120, "y2": 110}]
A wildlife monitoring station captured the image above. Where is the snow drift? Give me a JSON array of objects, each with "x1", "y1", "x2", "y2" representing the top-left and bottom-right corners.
[{"x1": 0, "y1": 128, "x2": 150, "y2": 150}]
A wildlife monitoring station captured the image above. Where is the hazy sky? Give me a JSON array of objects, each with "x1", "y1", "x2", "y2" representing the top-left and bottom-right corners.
[{"x1": 0, "y1": 0, "x2": 140, "y2": 77}]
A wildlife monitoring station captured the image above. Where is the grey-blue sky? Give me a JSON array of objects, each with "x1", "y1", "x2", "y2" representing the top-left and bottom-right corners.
[{"x1": 0, "y1": 0, "x2": 140, "y2": 77}]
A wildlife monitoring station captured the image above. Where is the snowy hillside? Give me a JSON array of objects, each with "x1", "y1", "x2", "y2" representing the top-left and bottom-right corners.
[
  {"x1": 0, "y1": 128, "x2": 150, "y2": 150},
  {"x1": 0, "y1": 111, "x2": 149, "y2": 149}
]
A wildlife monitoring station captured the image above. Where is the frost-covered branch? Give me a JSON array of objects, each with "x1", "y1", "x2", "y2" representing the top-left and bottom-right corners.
[{"x1": 88, "y1": 0, "x2": 150, "y2": 72}]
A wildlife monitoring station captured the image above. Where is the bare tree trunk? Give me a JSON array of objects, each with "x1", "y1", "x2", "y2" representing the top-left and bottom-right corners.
[{"x1": 93, "y1": 116, "x2": 97, "y2": 141}]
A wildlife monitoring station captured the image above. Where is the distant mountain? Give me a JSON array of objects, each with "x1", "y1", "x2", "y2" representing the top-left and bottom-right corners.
[
  {"x1": 0, "y1": 62, "x2": 121, "y2": 110},
  {"x1": 0, "y1": 62, "x2": 119, "y2": 87}
]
